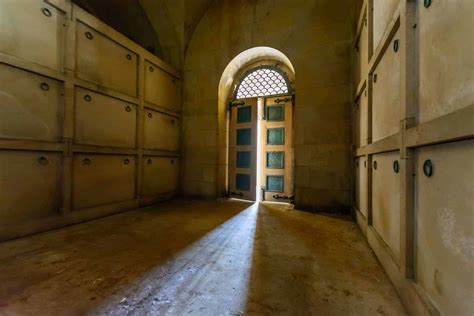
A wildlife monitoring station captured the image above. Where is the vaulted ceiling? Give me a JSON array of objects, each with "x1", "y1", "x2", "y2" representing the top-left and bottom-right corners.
[{"x1": 73, "y1": 0, "x2": 214, "y2": 69}]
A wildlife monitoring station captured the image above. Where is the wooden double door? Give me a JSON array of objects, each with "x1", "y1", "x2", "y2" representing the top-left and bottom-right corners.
[{"x1": 228, "y1": 95, "x2": 293, "y2": 202}]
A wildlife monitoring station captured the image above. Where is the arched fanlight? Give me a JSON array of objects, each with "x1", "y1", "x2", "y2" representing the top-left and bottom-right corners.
[{"x1": 235, "y1": 67, "x2": 290, "y2": 99}]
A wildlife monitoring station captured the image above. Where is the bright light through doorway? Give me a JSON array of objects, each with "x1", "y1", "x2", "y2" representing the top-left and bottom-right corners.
[{"x1": 256, "y1": 98, "x2": 263, "y2": 201}]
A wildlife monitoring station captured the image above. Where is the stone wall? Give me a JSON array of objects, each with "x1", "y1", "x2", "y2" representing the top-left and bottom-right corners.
[{"x1": 182, "y1": 0, "x2": 358, "y2": 212}]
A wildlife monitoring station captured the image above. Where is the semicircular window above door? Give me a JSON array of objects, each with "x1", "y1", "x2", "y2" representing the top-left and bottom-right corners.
[{"x1": 235, "y1": 67, "x2": 289, "y2": 99}]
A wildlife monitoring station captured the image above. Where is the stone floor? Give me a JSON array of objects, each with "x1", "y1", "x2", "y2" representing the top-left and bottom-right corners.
[{"x1": 0, "y1": 200, "x2": 406, "y2": 315}]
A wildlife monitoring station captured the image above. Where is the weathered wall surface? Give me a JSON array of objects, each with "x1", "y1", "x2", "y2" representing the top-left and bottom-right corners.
[
  {"x1": 0, "y1": 1, "x2": 180, "y2": 241},
  {"x1": 353, "y1": 0, "x2": 474, "y2": 315},
  {"x1": 183, "y1": 0, "x2": 357, "y2": 212}
]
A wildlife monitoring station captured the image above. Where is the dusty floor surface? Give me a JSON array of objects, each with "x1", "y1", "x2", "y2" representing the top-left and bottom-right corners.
[{"x1": 0, "y1": 200, "x2": 406, "y2": 315}]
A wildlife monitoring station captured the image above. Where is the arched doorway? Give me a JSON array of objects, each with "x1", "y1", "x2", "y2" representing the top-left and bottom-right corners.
[{"x1": 218, "y1": 47, "x2": 295, "y2": 202}]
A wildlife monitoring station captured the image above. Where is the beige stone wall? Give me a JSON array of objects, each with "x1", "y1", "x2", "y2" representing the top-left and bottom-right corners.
[
  {"x1": 353, "y1": 0, "x2": 474, "y2": 314},
  {"x1": 0, "y1": 1, "x2": 180, "y2": 241},
  {"x1": 182, "y1": 0, "x2": 358, "y2": 211}
]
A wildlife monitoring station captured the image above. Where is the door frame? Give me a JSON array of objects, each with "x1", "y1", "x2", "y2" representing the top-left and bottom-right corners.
[
  {"x1": 226, "y1": 92, "x2": 295, "y2": 202},
  {"x1": 218, "y1": 58, "x2": 296, "y2": 201}
]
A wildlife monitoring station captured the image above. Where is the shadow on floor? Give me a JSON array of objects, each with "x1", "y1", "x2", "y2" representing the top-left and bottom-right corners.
[
  {"x1": 0, "y1": 199, "x2": 252, "y2": 315},
  {"x1": 0, "y1": 200, "x2": 406, "y2": 315}
]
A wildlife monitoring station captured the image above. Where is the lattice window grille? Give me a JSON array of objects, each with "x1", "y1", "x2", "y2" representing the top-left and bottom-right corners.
[{"x1": 236, "y1": 68, "x2": 289, "y2": 99}]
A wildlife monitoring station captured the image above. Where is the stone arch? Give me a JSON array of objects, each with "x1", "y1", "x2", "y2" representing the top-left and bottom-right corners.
[{"x1": 217, "y1": 47, "x2": 295, "y2": 195}]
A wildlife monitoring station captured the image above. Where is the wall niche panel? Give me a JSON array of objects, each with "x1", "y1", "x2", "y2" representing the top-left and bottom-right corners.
[
  {"x1": 417, "y1": 1, "x2": 474, "y2": 124},
  {"x1": 144, "y1": 60, "x2": 179, "y2": 112},
  {"x1": 372, "y1": 29, "x2": 401, "y2": 142},
  {"x1": 0, "y1": 0, "x2": 65, "y2": 71},
  {"x1": 355, "y1": 88, "x2": 369, "y2": 148},
  {"x1": 0, "y1": 64, "x2": 63, "y2": 142},
  {"x1": 72, "y1": 154, "x2": 136, "y2": 210},
  {"x1": 74, "y1": 87, "x2": 137, "y2": 148},
  {"x1": 415, "y1": 140, "x2": 474, "y2": 316},
  {"x1": 355, "y1": 156, "x2": 368, "y2": 218},
  {"x1": 372, "y1": 151, "x2": 401, "y2": 261},
  {"x1": 354, "y1": 15, "x2": 368, "y2": 88},
  {"x1": 372, "y1": 0, "x2": 399, "y2": 52},
  {"x1": 0, "y1": 1, "x2": 181, "y2": 242},
  {"x1": 142, "y1": 156, "x2": 179, "y2": 197},
  {"x1": 76, "y1": 22, "x2": 138, "y2": 96},
  {"x1": 0, "y1": 151, "x2": 62, "y2": 226},
  {"x1": 143, "y1": 108, "x2": 180, "y2": 151}
]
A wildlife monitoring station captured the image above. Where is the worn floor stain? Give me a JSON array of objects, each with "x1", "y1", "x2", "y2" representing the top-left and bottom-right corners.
[{"x1": 0, "y1": 200, "x2": 406, "y2": 315}]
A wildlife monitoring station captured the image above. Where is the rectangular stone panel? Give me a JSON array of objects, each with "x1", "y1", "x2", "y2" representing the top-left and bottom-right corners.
[
  {"x1": 144, "y1": 60, "x2": 179, "y2": 112},
  {"x1": 0, "y1": 150, "x2": 61, "y2": 226},
  {"x1": 74, "y1": 87, "x2": 137, "y2": 148},
  {"x1": 142, "y1": 156, "x2": 179, "y2": 196},
  {"x1": 76, "y1": 21, "x2": 138, "y2": 96},
  {"x1": 415, "y1": 139, "x2": 474, "y2": 316},
  {"x1": 372, "y1": 151, "x2": 400, "y2": 260},
  {"x1": 417, "y1": 1, "x2": 474, "y2": 123},
  {"x1": 143, "y1": 108, "x2": 179, "y2": 151},
  {"x1": 0, "y1": 64, "x2": 63, "y2": 142},
  {"x1": 372, "y1": 29, "x2": 401, "y2": 142},
  {"x1": 0, "y1": 0, "x2": 65, "y2": 71},
  {"x1": 356, "y1": 156, "x2": 368, "y2": 217},
  {"x1": 73, "y1": 154, "x2": 136, "y2": 210}
]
